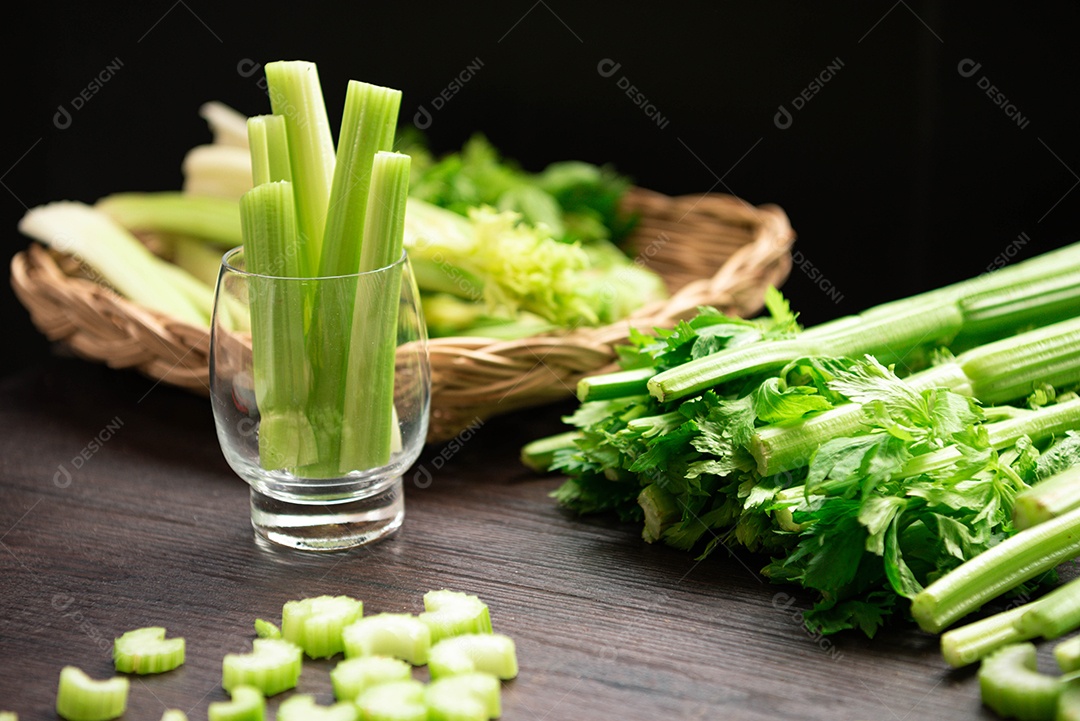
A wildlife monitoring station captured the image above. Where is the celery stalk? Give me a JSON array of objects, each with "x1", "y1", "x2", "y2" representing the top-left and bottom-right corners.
[
  {"x1": 200, "y1": 100, "x2": 250, "y2": 148},
  {"x1": 246, "y1": 115, "x2": 292, "y2": 187},
  {"x1": 1014, "y1": 466, "x2": 1080, "y2": 531},
  {"x1": 96, "y1": 192, "x2": 243, "y2": 248},
  {"x1": 306, "y1": 83, "x2": 401, "y2": 475},
  {"x1": 911, "y1": 505, "x2": 1080, "y2": 633},
  {"x1": 941, "y1": 604, "x2": 1036, "y2": 668},
  {"x1": 1016, "y1": 577, "x2": 1080, "y2": 640},
  {"x1": 578, "y1": 367, "x2": 656, "y2": 402},
  {"x1": 182, "y1": 144, "x2": 253, "y2": 201},
  {"x1": 520, "y1": 431, "x2": 581, "y2": 472},
  {"x1": 264, "y1": 60, "x2": 336, "y2": 277},
  {"x1": 19, "y1": 201, "x2": 209, "y2": 327},
  {"x1": 338, "y1": 152, "x2": 411, "y2": 473},
  {"x1": 239, "y1": 182, "x2": 317, "y2": 471}
]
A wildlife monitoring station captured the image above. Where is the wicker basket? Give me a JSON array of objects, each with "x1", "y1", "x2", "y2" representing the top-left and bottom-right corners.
[{"x1": 10, "y1": 187, "x2": 795, "y2": 441}]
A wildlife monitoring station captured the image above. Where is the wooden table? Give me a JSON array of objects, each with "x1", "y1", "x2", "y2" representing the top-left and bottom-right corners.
[{"x1": 0, "y1": 356, "x2": 1010, "y2": 720}]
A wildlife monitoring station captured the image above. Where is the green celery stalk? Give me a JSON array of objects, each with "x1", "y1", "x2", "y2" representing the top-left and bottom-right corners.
[
  {"x1": 96, "y1": 192, "x2": 243, "y2": 248},
  {"x1": 338, "y1": 152, "x2": 411, "y2": 472},
  {"x1": 182, "y1": 144, "x2": 252, "y2": 201},
  {"x1": 940, "y1": 604, "x2": 1036, "y2": 668},
  {"x1": 1014, "y1": 466, "x2": 1080, "y2": 531},
  {"x1": 305, "y1": 82, "x2": 401, "y2": 475},
  {"x1": 1016, "y1": 577, "x2": 1080, "y2": 640},
  {"x1": 520, "y1": 431, "x2": 581, "y2": 472},
  {"x1": 240, "y1": 181, "x2": 317, "y2": 471},
  {"x1": 264, "y1": 60, "x2": 336, "y2": 277},
  {"x1": 911, "y1": 504, "x2": 1080, "y2": 633},
  {"x1": 247, "y1": 115, "x2": 292, "y2": 187},
  {"x1": 577, "y1": 367, "x2": 656, "y2": 402}
]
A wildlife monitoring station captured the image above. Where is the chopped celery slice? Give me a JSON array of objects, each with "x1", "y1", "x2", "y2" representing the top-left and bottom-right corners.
[
  {"x1": 330, "y1": 656, "x2": 412, "y2": 701},
  {"x1": 264, "y1": 60, "x2": 336, "y2": 277},
  {"x1": 254, "y1": 618, "x2": 281, "y2": 639},
  {"x1": 354, "y1": 680, "x2": 427, "y2": 721},
  {"x1": 419, "y1": 590, "x2": 493, "y2": 645},
  {"x1": 342, "y1": 613, "x2": 431, "y2": 665},
  {"x1": 113, "y1": 626, "x2": 185, "y2": 674},
  {"x1": 1057, "y1": 636, "x2": 1080, "y2": 674},
  {"x1": 221, "y1": 638, "x2": 302, "y2": 696},
  {"x1": 281, "y1": 594, "x2": 363, "y2": 658},
  {"x1": 1060, "y1": 684, "x2": 1080, "y2": 721},
  {"x1": 427, "y1": 672, "x2": 502, "y2": 721},
  {"x1": 277, "y1": 694, "x2": 358, "y2": 721},
  {"x1": 18, "y1": 201, "x2": 209, "y2": 327},
  {"x1": 55, "y1": 666, "x2": 128, "y2": 721},
  {"x1": 208, "y1": 685, "x2": 265, "y2": 721},
  {"x1": 0, "y1": 714, "x2": 16, "y2": 721},
  {"x1": 96, "y1": 192, "x2": 243, "y2": 248},
  {"x1": 428, "y1": 634, "x2": 518, "y2": 680},
  {"x1": 161, "y1": 712, "x2": 188, "y2": 721},
  {"x1": 979, "y1": 643, "x2": 1065, "y2": 721}
]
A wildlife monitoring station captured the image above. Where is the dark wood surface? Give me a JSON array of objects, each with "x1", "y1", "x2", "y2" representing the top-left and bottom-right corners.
[{"x1": 0, "y1": 355, "x2": 1012, "y2": 720}]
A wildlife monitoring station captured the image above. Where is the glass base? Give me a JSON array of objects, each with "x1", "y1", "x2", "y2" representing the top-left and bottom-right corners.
[{"x1": 249, "y1": 478, "x2": 404, "y2": 551}]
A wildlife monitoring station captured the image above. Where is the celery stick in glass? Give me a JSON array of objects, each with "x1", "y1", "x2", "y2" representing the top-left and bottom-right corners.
[
  {"x1": 264, "y1": 60, "x2": 336, "y2": 277},
  {"x1": 239, "y1": 181, "x2": 318, "y2": 471},
  {"x1": 113, "y1": 626, "x2": 185, "y2": 674},
  {"x1": 338, "y1": 151, "x2": 412, "y2": 473},
  {"x1": 55, "y1": 666, "x2": 128, "y2": 721},
  {"x1": 246, "y1": 115, "x2": 292, "y2": 187}
]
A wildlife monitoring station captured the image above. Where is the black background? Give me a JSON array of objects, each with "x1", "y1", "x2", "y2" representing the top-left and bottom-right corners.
[{"x1": 5, "y1": 1, "x2": 1079, "y2": 377}]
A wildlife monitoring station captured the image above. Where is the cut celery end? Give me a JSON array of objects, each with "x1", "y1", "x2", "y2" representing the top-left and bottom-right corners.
[
  {"x1": 1016, "y1": 577, "x2": 1080, "y2": 640},
  {"x1": 979, "y1": 643, "x2": 1065, "y2": 721},
  {"x1": 420, "y1": 591, "x2": 493, "y2": 645},
  {"x1": 55, "y1": 666, "x2": 129, "y2": 721},
  {"x1": 247, "y1": 115, "x2": 292, "y2": 187},
  {"x1": 282, "y1": 595, "x2": 363, "y2": 659},
  {"x1": 161, "y1": 711, "x2": 188, "y2": 721},
  {"x1": 254, "y1": 618, "x2": 281, "y2": 640},
  {"x1": 1014, "y1": 466, "x2": 1080, "y2": 531},
  {"x1": 221, "y1": 638, "x2": 302, "y2": 696},
  {"x1": 427, "y1": 672, "x2": 502, "y2": 720},
  {"x1": 208, "y1": 685, "x2": 265, "y2": 721},
  {"x1": 343, "y1": 613, "x2": 431, "y2": 665},
  {"x1": 1057, "y1": 636, "x2": 1080, "y2": 674},
  {"x1": 113, "y1": 626, "x2": 185, "y2": 674},
  {"x1": 330, "y1": 656, "x2": 412, "y2": 702},
  {"x1": 278, "y1": 694, "x2": 358, "y2": 721},
  {"x1": 941, "y1": 605, "x2": 1033, "y2": 668},
  {"x1": 354, "y1": 680, "x2": 427, "y2": 721},
  {"x1": 428, "y1": 634, "x2": 518, "y2": 680},
  {"x1": 577, "y1": 367, "x2": 655, "y2": 403}
]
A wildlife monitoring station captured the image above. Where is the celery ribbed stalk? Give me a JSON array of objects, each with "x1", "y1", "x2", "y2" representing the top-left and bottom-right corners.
[
  {"x1": 240, "y1": 181, "x2": 316, "y2": 471},
  {"x1": 96, "y1": 192, "x2": 243, "y2": 248},
  {"x1": 247, "y1": 115, "x2": 292, "y2": 187},
  {"x1": 306, "y1": 83, "x2": 401, "y2": 475},
  {"x1": 1014, "y1": 466, "x2": 1080, "y2": 530},
  {"x1": 338, "y1": 152, "x2": 411, "y2": 472},
  {"x1": 264, "y1": 60, "x2": 336, "y2": 277}
]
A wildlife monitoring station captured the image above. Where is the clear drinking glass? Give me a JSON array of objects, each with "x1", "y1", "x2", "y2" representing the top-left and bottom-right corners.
[{"x1": 210, "y1": 247, "x2": 430, "y2": 551}]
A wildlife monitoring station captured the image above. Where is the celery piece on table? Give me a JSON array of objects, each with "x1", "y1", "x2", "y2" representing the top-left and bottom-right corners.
[
  {"x1": 221, "y1": 638, "x2": 302, "y2": 696},
  {"x1": 978, "y1": 643, "x2": 1069, "y2": 721},
  {"x1": 96, "y1": 192, "x2": 243, "y2": 248},
  {"x1": 160, "y1": 711, "x2": 188, "y2": 721},
  {"x1": 427, "y1": 633, "x2": 518, "y2": 680},
  {"x1": 338, "y1": 151, "x2": 412, "y2": 473},
  {"x1": 55, "y1": 666, "x2": 128, "y2": 721},
  {"x1": 426, "y1": 672, "x2": 502, "y2": 721},
  {"x1": 18, "y1": 201, "x2": 210, "y2": 327},
  {"x1": 1057, "y1": 635, "x2": 1080, "y2": 674},
  {"x1": 207, "y1": 685, "x2": 265, "y2": 721},
  {"x1": 239, "y1": 181, "x2": 317, "y2": 471},
  {"x1": 277, "y1": 694, "x2": 358, "y2": 721},
  {"x1": 354, "y1": 680, "x2": 428, "y2": 721},
  {"x1": 113, "y1": 626, "x2": 185, "y2": 674},
  {"x1": 330, "y1": 656, "x2": 411, "y2": 702},
  {"x1": 418, "y1": 590, "x2": 493, "y2": 645},
  {"x1": 281, "y1": 594, "x2": 363, "y2": 659},
  {"x1": 264, "y1": 60, "x2": 336, "y2": 278},
  {"x1": 342, "y1": 613, "x2": 432, "y2": 665}
]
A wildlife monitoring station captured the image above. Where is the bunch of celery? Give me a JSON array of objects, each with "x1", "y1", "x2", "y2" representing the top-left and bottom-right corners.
[
  {"x1": 234, "y1": 61, "x2": 411, "y2": 475},
  {"x1": 524, "y1": 241, "x2": 1080, "y2": 636}
]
